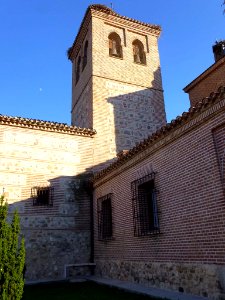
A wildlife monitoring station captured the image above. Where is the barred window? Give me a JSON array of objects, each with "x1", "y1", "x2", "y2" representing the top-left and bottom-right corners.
[
  {"x1": 31, "y1": 186, "x2": 54, "y2": 206},
  {"x1": 131, "y1": 173, "x2": 159, "y2": 236},
  {"x1": 97, "y1": 193, "x2": 113, "y2": 240}
]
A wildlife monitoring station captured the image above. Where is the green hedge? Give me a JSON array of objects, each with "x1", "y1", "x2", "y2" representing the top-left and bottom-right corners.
[{"x1": 0, "y1": 195, "x2": 25, "y2": 300}]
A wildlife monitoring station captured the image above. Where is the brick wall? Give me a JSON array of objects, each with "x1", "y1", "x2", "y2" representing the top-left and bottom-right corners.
[
  {"x1": 92, "y1": 15, "x2": 166, "y2": 161},
  {"x1": 93, "y1": 95, "x2": 225, "y2": 299},
  {"x1": 213, "y1": 123, "x2": 225, "y2": 193},
  {"x1": 71, "y1": 21, "x2": 93, "y2": 128},
  {"x1": 71, "y1": 10, "x2": 166, "y2": 169},
  {"x1": 0, "y1": 124, "x2": 94, "y2": 280},
  {"x1": 92, "y1": 15, "x2": 163, "y2": 89},
  {"x1": 185, "y1": 57, "x2": 225, "y2": 107}
]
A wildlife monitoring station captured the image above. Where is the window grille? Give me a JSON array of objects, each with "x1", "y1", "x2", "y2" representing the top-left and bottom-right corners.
[
  {"x1": 97, "y1": 193, "x2": 113, "y2": 240},
  {"x1": 131, "y1": 173, "x2": 159, "y2": 236},
  {"x1": 31, "y1": 186, "x2": 54, "y2": 206}
]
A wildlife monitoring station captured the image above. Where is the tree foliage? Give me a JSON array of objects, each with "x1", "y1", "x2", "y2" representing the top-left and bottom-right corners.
[{"x1": 0, "y1": 195, "x2": 25, "y2": 300}]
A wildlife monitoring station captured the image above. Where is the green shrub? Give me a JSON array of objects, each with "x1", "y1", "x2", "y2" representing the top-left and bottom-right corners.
[{"x1": 0, "y1": 195, "x2": 25, "y2": 300}]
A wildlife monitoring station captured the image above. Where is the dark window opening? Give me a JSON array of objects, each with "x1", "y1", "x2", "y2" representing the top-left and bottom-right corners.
[
  {"x1": 76, "y1": 56, "x2": 81, "y2": 84},
  {"x1": 108, "y1": 32, "x2": 123, "y2": 58},
  {"x1": 82, "y1": 41, "x2": 88, "y2": 70},
  {"x1": 97, "y1": 194, "x2": 113, "y2": 240},
  {"x1": 132, "y1": 39, "x2": 146, "y2": 65},
  {"x1": 31, "y1": 186, "x2": 54, "y2": 206},
  {"x1": 131, "y1": 173, "x2": 159, "y2": 236}
]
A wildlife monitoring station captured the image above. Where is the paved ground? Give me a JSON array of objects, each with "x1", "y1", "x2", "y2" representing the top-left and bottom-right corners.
[
  {"x1": 26, "y1": 276, "x2": 207, "y2": 300},
  {"x1": 85, "y1": 276, "x2": 207, "y2": 300}
]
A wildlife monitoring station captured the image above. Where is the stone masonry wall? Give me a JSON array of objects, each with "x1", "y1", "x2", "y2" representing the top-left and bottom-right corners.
[
  {"x1": 92, "y1": 77, "x2": 166, "y2": 164},
  {"x1": 93, "y1": 97, "x2": 225, "y2": 299},
  {"x1": 0, "y1": 124, "x2": 94, "y2": 280},
  {"x1": 95, "y1": 260, "x2": 225, "y2": 300}
]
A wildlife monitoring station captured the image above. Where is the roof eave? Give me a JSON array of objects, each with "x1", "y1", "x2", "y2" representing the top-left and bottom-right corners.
[
  {"x1": 0, "y1": 114, "x2": 96, "y2": 137},
  {"x1": 183, "y1": 56, "x2": 225, "y2": 93},
  {"x1": 93, "y1": 85, "x2": 225, "y2": 183}
]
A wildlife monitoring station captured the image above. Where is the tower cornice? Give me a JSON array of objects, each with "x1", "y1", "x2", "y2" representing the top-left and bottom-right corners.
[{"x1": 67, "y1": 4, "x2": 161, "y2": 61}]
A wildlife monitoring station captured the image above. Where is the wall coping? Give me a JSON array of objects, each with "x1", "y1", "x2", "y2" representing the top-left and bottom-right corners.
[{"x1": 0, "y1": 114, "x2": 96, "y2": 137}]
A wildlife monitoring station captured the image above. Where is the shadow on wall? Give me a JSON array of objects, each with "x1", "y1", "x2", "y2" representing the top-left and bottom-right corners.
[
  {"x1": 1, "y1": 107, "x2": 131, "y2": 280},
  {"x1": 4, "y1": 67, "x2": 168, "y2": 281},
  {"x1": 6, "y1": 172, "x2": 94, "y2": 281},
  {"x1": 107, "y1": 66, "x2": 167, "y2": 153},
  {"x1": 5, "y1": 151, "x2": 117, "y2": 281}
]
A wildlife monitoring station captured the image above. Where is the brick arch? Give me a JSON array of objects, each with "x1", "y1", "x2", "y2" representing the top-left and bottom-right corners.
[
  {"x1": 108, "y1": 32, "x2": 123, "y2": 58},
  {"x1": 132, "y1": 39, "x2": 146, "y2": 65}
]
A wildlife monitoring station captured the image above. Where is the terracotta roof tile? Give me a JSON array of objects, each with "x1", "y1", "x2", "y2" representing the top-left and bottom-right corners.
[
  {"x1": 0, "y1": 114, "x2": 96, "y2": 137},
  {"x1": 89, "y1": 4, "x2": 161, "y2": 30},
  {"x1": 93, "y1": 85, "x2": 225, "y2": 182}
]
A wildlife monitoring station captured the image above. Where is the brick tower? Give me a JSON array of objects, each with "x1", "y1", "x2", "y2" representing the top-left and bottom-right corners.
[{"x1": 68, "y1": 4, "x2": 166, "y2": 168}]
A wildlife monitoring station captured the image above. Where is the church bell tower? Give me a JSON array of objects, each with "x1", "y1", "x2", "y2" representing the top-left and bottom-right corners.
[{"x1": 68, "y1": 4, "x2": 166, "y2": 168}]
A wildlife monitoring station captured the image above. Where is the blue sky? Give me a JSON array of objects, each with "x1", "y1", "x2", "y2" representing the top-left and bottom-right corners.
[{"x1": 0, "y1": 0, "x2": 224, "y2": 124}]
